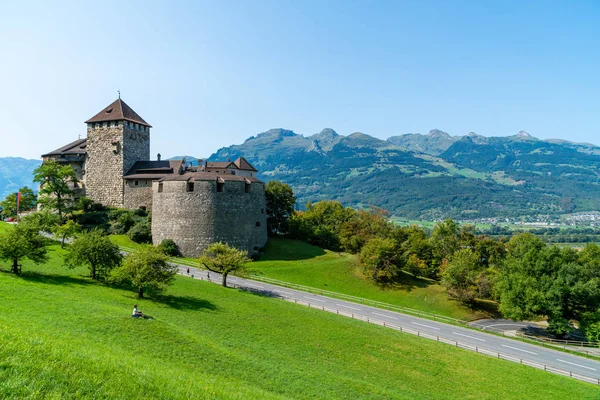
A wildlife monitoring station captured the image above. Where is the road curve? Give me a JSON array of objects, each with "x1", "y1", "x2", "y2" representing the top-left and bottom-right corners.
[{"x1": 178, "y1": 263, "x2": 600, "y2": 382}]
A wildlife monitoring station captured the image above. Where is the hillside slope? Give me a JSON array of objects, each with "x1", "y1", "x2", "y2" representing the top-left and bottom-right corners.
[
  {"x1": 0, "y1": 242, "x2": 597, "y2": 399},
  {"x1": 211, "y1": 129, "x2": 600, "y2": 219}
]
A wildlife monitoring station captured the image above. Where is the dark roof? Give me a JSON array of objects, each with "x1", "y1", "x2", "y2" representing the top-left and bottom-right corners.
[
  {"x1": 85, "y1": 99, "x2": 151, "y2": 127},
  {"x1": 233, "y1": 157, "x2": 257, "y2": 171},
  {"x1": 205, "y1": 161, "x2": 234, "y2": 169},
  {"x1": 42, "y1": 138, "x2": 87, "y2": 157},
  {"x1": 124, "y1": 160, "x2": 181, "y2": 179},
  {"x1": 159, "y1": 171, "x2": 263, "y2": 184}
]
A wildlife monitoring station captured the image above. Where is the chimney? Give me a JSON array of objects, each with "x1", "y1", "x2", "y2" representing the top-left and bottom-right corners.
[{"x1": 157, "y1": 153, "x2": 161, "y2": 161}]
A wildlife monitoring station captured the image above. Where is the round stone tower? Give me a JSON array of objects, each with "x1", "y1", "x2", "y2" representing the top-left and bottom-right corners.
[
  {"x1": 151, "y1": 174, "x2": 268, "y2": 257},
  {"x1": 84, "y1": 98, "x2": 151, "y2": 208}
]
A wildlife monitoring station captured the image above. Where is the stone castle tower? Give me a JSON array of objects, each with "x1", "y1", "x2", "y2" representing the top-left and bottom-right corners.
[{"x1": 84, "y1": 99, "x2": 151, "y2": 207}]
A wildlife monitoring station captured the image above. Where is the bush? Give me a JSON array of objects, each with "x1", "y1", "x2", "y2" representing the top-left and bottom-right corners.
[
  {"x1": 158, "y1": 239, "x2": 180, "y2": 257},
  {"x1": 128, "y1": 223, "x2": 152, "y2": 244},
  {"x1": 110, "y1": 211, "x2": 135, "y2": 234},
  {"x1": 133, "y1": 207, "x2": 148, "y2": 217}
]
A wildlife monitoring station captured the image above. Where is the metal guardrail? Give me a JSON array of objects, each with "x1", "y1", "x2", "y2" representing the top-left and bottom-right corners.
[{"x1": 183, "y1": 272, "x2": 600, "y2": 386}]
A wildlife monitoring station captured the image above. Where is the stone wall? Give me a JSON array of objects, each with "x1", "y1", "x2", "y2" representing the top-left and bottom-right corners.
[
  {"x1": 85, "y1": 122, "x2": 149, "y2": 208},
  {"x1": 123, "y1": 180, "x2": 153, "y2": 210},
  {"x1": 151, "y1": 179, "x2": 268, "y2": 257}
]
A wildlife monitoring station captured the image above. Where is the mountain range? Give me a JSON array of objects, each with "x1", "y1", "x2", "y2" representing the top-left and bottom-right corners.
[
  {"x1": 210, "y1": 129, "x2": 600, "y2": 219},
  {"x1": 2, "y1": 129, "x2": 600, "y2": 219},
  {"x1": 0, "y1": 157, "x2": 41, "y2": 200}
]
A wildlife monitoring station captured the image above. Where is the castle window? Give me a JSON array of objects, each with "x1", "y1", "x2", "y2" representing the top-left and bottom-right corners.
[
  {"x1": 158, "y1": 183, "x2": 163, "y2": 193},
  {"x1": 253, "y1": 246, "x2": 259, "y2": 251},
  {"x1": 114, "y1": 121, "x2": 119, "y2": 127},
  {"x1": 260, "y1": 208, "x2": 264, "y2": 214},
  {"x1": 135, "y1": 180, "x2": 139, "y2": 186},
  {"x1": 231, "y1": 171, "x2": 235, "y2": 175},
  {"x1": 217, "y1": 181, "x2": 224, "y2": 192},
  {"x1": 255, "y1": 221, "x2": 261, "y2": 227},
  {"x1": 245, "y1": 183, "x2": 251, "y2": 193},
  {"x1": 187, "y1": 182, "x2": 194, "y2": 192}
]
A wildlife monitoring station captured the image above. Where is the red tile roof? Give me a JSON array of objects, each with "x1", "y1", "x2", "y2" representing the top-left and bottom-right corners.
[{"x1": 85, "y1": 99, "x2": 151, "y2": 127}]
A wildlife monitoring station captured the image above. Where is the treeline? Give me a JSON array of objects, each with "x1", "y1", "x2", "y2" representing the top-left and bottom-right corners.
[
  {"x1": 266, "y1": 182, "x2": 600, "y2": 340},
  {"x1": 479, "y1": 225, "x2": 600, "y2": 244}
]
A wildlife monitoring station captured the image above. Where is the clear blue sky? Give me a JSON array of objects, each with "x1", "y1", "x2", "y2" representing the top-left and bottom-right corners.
[{"x1": 1, "y1": 0, "x2": 598, "y2": 159}]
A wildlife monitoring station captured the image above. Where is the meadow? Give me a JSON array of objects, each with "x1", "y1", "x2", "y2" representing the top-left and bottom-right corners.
[
  {"x1": 1, "y1": 241, "x2": 599, "y2": 399},
  {"x1": 251, "y1": 238, "x2": 497, "y2": 320}
]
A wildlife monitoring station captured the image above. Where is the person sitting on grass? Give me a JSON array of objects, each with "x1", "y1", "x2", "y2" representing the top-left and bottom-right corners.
[{"x1": 132, "y1": 304, "x2": 143, "y2": 318}]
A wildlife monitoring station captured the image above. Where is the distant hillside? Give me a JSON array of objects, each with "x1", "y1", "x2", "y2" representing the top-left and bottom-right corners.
[
  {"x1": 166, "y1": 156, "x2": 206, "y2": 166},
  {"x1": 387, "y1": 129, "x2": 460, "y2": 155},
  {"x1": 0, "y1": 157, "x2": 41, "y2": 199},
  {"x1": 211, "y1": 129, "x2": 600, "y2": 219}
]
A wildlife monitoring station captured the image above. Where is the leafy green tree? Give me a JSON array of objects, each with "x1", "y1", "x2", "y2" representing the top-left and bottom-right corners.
[
  {"x1": 65, "y1": 230, "x2": 122, "y2": 280},
  {"x1": 441, "y1": 249, "x2": 479, "y2": 305},
  {"x1": 19, "y1": 210, "x2": 61, "y2": 233},
  {"x1": 430, "y1": 219, "x2": 460, "y2": 273},
  {"x1": 0, "y1": 224, "x2": 48, "y2": 274},
  {"x1": 0, "y1": 186, "x2": 37, "y2": 217},
  {"x1": 158, "y1": 239, "x2": 181, "y2": 257},
  {"x1": 128, "y1": 222, "x2": 152, "y2": 244},
  {"x1": 53, "y1": 220, "x2": 82, "y2": 247},
  {"x1": 33, "y1": 160, "x2": 78, "y2": 219},
  {"x1": 199, "y1": 242, "x2": 251, "y2": 287},
  {"x1": 401, "y1": 225, "x2": 434, "y2": 278},
  {"x1": 265, "y1": 181, "x2": 296, "y2": 235},
  {"x1": 288, "y1": 201, "x2": 356, "y2": 251},
  {"x1": 496, "y1": 234, "x2": 600, "y2": 336},
  {"x1": 339, "y1": 208, "x2": 392, "y2": 254},
  {"x1": 110, "y1": 246, "x2": 177, "y2": 298},
  {"x1": 360, "y1": 237, "x2": 401, "y2": 283}
]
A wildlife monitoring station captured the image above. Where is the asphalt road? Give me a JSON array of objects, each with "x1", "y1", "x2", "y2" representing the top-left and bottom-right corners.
[{"x1": 177, "y1": 264, "x2": 600, "y2": 382}]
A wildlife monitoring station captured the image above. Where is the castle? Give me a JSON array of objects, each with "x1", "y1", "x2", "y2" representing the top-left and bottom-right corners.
[{"x1": 42, "y1": 98, "x2": 268, "y2": 257}]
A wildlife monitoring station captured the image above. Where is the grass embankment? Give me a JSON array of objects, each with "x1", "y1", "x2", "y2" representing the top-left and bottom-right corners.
[
  {"x1": 253, "y1": 238, "x2": 498, "y2": 321},
  {"x1": 109, "y1": 234, "x2": 495, "y2": 320},
  {"x1": 1, "y1": 244, "x2": 598, "y2": 398}
]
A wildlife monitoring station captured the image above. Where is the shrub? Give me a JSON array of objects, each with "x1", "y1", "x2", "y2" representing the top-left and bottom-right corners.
[
  {"x1": 158, "y1": 239, "x2": 180, "y2": 257},
  {"x1": 128, "y1": 222, "x2": 152, "y2": 244},
  {"x1": 133, "y1": 207, "x2": 148, "y2": 217}
]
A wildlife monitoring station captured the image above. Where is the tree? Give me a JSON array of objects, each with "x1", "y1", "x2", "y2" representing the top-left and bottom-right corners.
[
  {"x1": 128, "y1": 222, "x2": 152, "y2": 244},
  {"x1": 0, "y1": 186, "x2": 37, "y2": 217},
  {"x1": 65, "y1": 230, "x2": 122, "y2": 280},
  {"x1": 52, "y1": 220, "x2": 82, "y2": 247},
  {"x1": 496, "y1": 234, "x2": 600, "y2": 336},
  {"x1": 158, "y1": 239, "x2": 181, "y2": 257},
  {"x1": 430, "y1": 219, "x2": 460, "y2": 273},
  {"x1": 33, "y1": 160, "x2": 78, "y2": 219},
  {"x1": 265, "y1": 181, "x2": 296, "y2": 235},
  {"x1": 110, "y1": 246, "x2": 177, "y2": 298},
  {"x1": 360, "y1": 237, "x2": 401, "y2": 283},
  {"x1": 19, "y1": 210, "x2": 61, "y2": 233},
  {"x1": 0, "y1": 224, "x2": 48, "y2": 274},
  {"x1": 198, "y1": 242, "x2": 251, "y2": 287},
  {"x1": 339, "y1": 208, "x2": 392, "y2": 254},
  {"x1": 441, "y1": 249, "x2": 479, "y2": 305}
]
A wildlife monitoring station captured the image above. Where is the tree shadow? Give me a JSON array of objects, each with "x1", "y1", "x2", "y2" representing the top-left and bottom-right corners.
[
  {"x1": 16, "y1": 271, "x2": 94, "y2": 287},
  {"x1": 259, "y1": 238, "x2": 326, "y2": 261},
  {"x1": 148, "y1": 294, "x2": 217, "y2": 311},
  {"x1": 468, "y1": 299, "x2": 502, "y2": 320}
]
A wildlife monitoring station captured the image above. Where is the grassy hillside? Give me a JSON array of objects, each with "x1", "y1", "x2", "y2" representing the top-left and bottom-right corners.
[
  {"x1": 252, "y1": 238, "x2": 498, "y2": 321},
  {"x1": 1, "y1": 242, "x2": 598, "y2": 399}
]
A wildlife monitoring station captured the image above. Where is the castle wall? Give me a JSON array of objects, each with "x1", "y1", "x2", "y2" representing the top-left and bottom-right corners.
[
  {"x1": 151, "y1": 179, "x2": 268, "y2": 257},
  {"x1": 123, "y1": 180, "x2": 153, "y2": 210},
  {"x1": 85, "y1": 122, "x2": 149, "y2": 208}
]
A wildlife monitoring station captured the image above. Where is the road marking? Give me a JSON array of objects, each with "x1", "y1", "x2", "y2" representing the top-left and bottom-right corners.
[
  {"x1": 336, "y1": 304, "x2": 361, "y2": 311},
  {"x1": 452, "y1": 332, "x2": 485, "y2": 342},
  {"x1": 556, "y1": 359, "x2": 597, "y2": 371},
  {"x1": 481, "y1": 323, "x2": 530, "y2": 330},
  {"x1": 411, "y1": 322, "x2": 440, "y2": 330},
  {"x1": 304, "y1": 296, "x2": 327, "y2": 303},
  {"x1": 372, "y1": 312, "x2": 398, "y2": 320},
  {"x1": 501, "y1": 344, "x2": 538, "y2": 355}
]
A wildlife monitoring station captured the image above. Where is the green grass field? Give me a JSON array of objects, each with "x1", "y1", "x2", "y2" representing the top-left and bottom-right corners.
[
  {"x1": 109, "y1": 234, "x2": 496, "y2": 321},
  {"x1": 1, "y1": 243, "x2": 598, "y2": 399},
  {"x1": 252, "y1": 238, "x2": 498, "y2": 321}
]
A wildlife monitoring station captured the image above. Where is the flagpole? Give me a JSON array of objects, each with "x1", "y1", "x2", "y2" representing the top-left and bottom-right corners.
[{"x1": 16, "y1": 192, "x2": 20, "y2": 221}]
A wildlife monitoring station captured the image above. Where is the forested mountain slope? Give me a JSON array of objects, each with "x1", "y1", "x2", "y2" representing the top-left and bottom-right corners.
[{"x1": 211, "y1": 129, "x2": 600, "y2": 219}]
